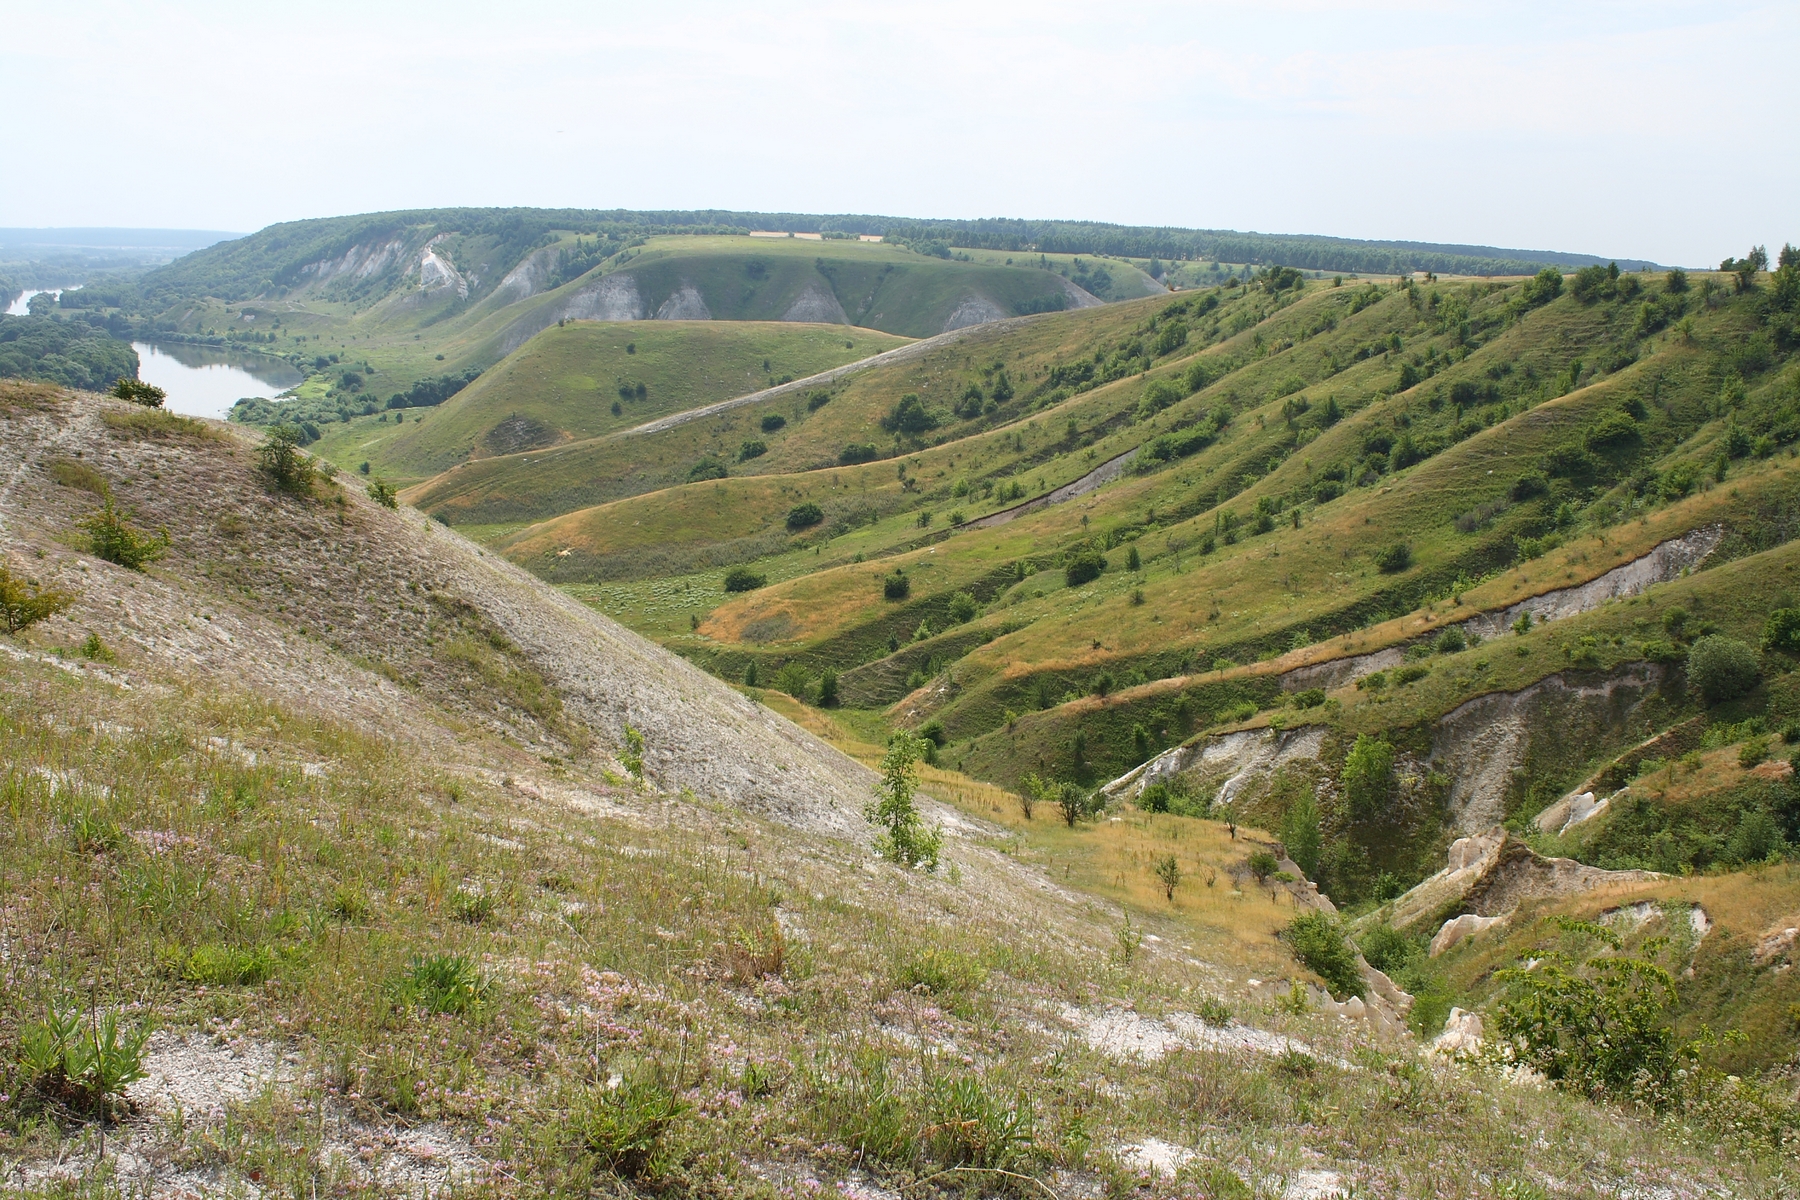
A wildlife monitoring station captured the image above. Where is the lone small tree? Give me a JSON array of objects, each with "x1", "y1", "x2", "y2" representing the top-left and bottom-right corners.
[
  {"x1": 1056, "y1": 780, "x2": 1092, "y2": 828},
  {"x1": 367, "y1": 479, "x2": 398, "y2": 509},
  {"x1": 111, "y1": 379, "x2": 166, "y2": 407},
  {"x1": 258, "y1": 425, "x2": 316, "y2": 497},
  {"x1": 866, "y1": 734, "x2": 940, "y2": 870},
  {"x1": 1154, "y1": 853, "x2": 1181, "y2": 902},
  {"x1": 78, "y1": 497, "x2": 168, "y2": 571},
  {"x1": 1, "y1": 563, "x2": 75, "y2": 634}
]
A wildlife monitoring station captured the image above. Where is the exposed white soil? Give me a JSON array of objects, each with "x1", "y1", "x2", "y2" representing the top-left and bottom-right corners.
[
  {"x1": 416, "y1": 235, "x2": 469, "y2": 299},
  {"x1": 13, "y1": 1030, "x2": 484, "y2": 1198},
  {"x1": 500, "y1": 273, "x2": 645, "y2": 354},
  {"x1": 0, "y1": 391, "x2": 881, "y2": 841},
  {"x1": 653, "y1": 284, "x2": 712, "y2": 321},
  {"x1": 1382, "y1": 828, "x2": 1659, "y2": 939},
  {"x1": 780, "y1": 284, "x2": 850, "y2": 324},
  {"x1": 295, "y1": 237, "x2": 407, "y2": 285},
  {"x1": 1060, "y1": 1004, "x2": 1350, "y2": 1068},
  {"x1": 1459, "y1": 525, "x2": 1723, "y2": 641},
  {"x1": 940, "y1": 294, "x2": 1009, "y2": 332},
  {"x1": 964, "y1": 448, "x2": 1139, "y2": 530},
  {"x1": 1116, "y1": 1137, "x2": 1196, "y2": 1177},
  {"x1": 1057, "y1": 278, "x2": 1105, "y2": 309},
  {"x1": 492, "y1": 243, "x2": 563, "y2": 304},
  {"x1": 1431, "y1": 664, "x2": 1664, "y2": 832}
]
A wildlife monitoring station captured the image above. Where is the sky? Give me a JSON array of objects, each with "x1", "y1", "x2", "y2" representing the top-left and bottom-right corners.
[{"x1": 5, "y1": 0, "x2": 1795, "y2": 267}]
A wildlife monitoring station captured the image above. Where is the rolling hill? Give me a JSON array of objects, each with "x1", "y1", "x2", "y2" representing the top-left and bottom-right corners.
[
  {"x1": 308, "y1": 320, "x2": 910, "y2": 487},
  {"x1": 3, "y1": 375, "x2": 1796, "y2": 1196}
]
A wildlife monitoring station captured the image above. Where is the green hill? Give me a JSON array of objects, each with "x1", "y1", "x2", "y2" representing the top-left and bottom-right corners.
[
  {"x1": 406, "y1": 294, "x2": 1174, "y2": 527},
  {"x1": 308, "y1": 320, "x2": 909, "y2": 486},
  {"x1": 461, "y1": 255, "x2": 1800, "y2": 893}
]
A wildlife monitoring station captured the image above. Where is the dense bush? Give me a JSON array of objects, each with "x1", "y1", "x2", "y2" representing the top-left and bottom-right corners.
[
  {"x1": 1, "y1": 563, "x2": 75, "y2": 634},
  {"x1": 1373, "y1": 542, "x2": 1412, "y2": 573},
  {"x1": 880, "y1": 393, "x2": 937, "y2": 436},
  {"x1": 760, "y1": 413, "x2": 787, "y2": 432},
  {"x1": 839, "y1": 443, "x2": 881, "y2": 464},
  {"x1": 882, "y1": 571, "x2": 911, "y2": 600},
  {"x1": 738, "y1": 439, "x2": 768, "y2": 461},
  {"x1": 1342, "y1": 735, "x2": 1395, "y2": 820},
  {"x1": 688, "y1": 457, "x2": 729, "y2": 481},
  {"x1": 79, "y1": 497, "x2": 170, "y2": 570},
  {"x1": 722, "y1": 566, "x2": 766, "y2": 593},
  {"x1": 1064, "y1": 548, "x2": 1107, "y2": 587},
  {"x1": 785, "y1": 501, "x2": 824, "y2": 530},
  {"x1": 1686, "y1": 635, "x2": 1760, "y2": 703},
  {"x1": 1492, "y1": 919, "x2": 1693, "y2": 1106},
  {"x1": 1763, "y1": 608, "x2": 1800, "y2": 654},
  {"x1": 1283, "y1": 913, "x2": 1364, "y2": 999},
  {"x1": 256, "y1": 426, "x2": 316, "y2": 497},
  {"x1": 111, "y1": 379, "x2": 165, "y2": 407}
]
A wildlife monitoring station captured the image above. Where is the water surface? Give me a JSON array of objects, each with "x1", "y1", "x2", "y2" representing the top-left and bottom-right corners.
[{"x1": 131, "y1": 342, "x2": 304, "y2": 420}]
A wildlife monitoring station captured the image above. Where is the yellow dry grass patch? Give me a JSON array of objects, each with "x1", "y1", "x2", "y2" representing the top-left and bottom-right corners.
[{"x1": 759, "y1": 689, "x2": 1297, "y2": 974}]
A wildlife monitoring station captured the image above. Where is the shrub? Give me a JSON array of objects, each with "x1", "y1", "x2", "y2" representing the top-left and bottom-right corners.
[
  {"x1": 760, "y1": 413, "x2": 787, "y2": 433},
  {"x1": 1140, "y1": 782, "x2": 1171, "y2": 812},
  {"x1": 839, "y1": 442, "x2": 880, "y2": 464},
  {"x1": 816, "y1": 667, "x2": 840, "y2": 707},
  {"x1": 257, "y1": 425, "x2": 316, "y2": 496},
  {"x1": 865, "y1": 734, "x2": 940, "y2": 869},
  {"x1": 1357, "y1": 924, "x2": 1418, "y2": 976},
  {"x1": 1126, "y1": 544, "x2": 1141, "y2": 571},
  {"x1": 1342, "y1": 734, "x2": 1395, "y2": 819},
  {"x1": 774, "y1": 662, "x2": 811, "y2": 699},
  {"x1": 1, "y1": 563, "x2": 75, "y2": 634},
  {"x1": 1291, "y1": 688, "x2": 1326, "y2": 709},
  {"x1": 19, "y1": 1004, "x2": 150, "y2": 1117},
  {"x1": 947, "y1": 591, "x2": 978, "y2": 623},
  {"x1": 688, "y1": 456, "x2": 729, "y2": 481},
  {"x1": 1064, "y1": 548, "x2": 1107, "y2": 587},
  {"x1": 723, "y1": 566, "x2": 766, "y2": 593},
  {"x1": 1492, "y1": 919, "x2": 1696, "y2": 1105},
  {"x1": 1394, "y1": 663, "x2": 1430, "y2": 685},
  {"x1": 391, "y1": 953, "x2": 491, "y2": 1015},
  {"x1": 880, "y1": 393, "x2": 937, "y2": 435},
  {"x1": 807, "y1": 390, "x2": 831, "y2": 411},
  {"x1": 1056, "y1": 780, "x2": 1094, "y2": 828},
  {"x1": 111, "y1": 379, "x2": 166, "y2": 407},
  {"x1": 1763, "y1": 608, "x2": 1800, "y2": 653},
  {"x1": 1358, "y1": 670, "x2": 1388, "y2": 691},
  {"x1": 79, "y1": 496, "x2": 169, "y2": 570},
  {"x1": 1373, "y1": 542, "x2": 1413, "y2": 573},
  {"x1": 738, "y1": 439, "x2": 768, "y2": 461},
  {"x1": 1246, "y1": 849, "x2": 1279, "y2": 881},
  {"x1": 367, "y1": 479, "x2": 398, "y2": 509},
  {"x1": 570, "y1": 1073, "x2": 690, "y2": 1179},
  {"x1": 1284, "y1": 912, "x2": 1365, "y2": 999},
  {"x1": 883, "y1": 571, "x2": 911, "y2": 600},
  {"x1": 1281, "y1": 793, "x2": 1322, "y2": 877},
  {"x1": 1726, "y1": 809, "x2": 1784, "y2": 863},
  {"x1": 1153, "y1": 853, "x2": 1181, "y2": 901},
  {"x1": 1435, "y1": 627, "x2": 1467, "y2": 655},
  {"x1": 785, "y1": 501, "x2": 824, "y2": 530},
  {"x1": 1686, "y1": 635, "x2": 1760, "y2": 703},
  {"x1": 1510, "y1": 471, "x2": 1550, "y2": 501}
]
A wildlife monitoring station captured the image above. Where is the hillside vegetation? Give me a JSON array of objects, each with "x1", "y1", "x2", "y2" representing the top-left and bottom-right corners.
[
  {"x1": 462, "y1": 251, "x2": 1800, "y2": 910},
  {"x1": 5, "y1": 379, "x2": 1797, "y2": 1198},
  {"x1": 307, "y1": 320, "x2": 909, "y2": 487}
]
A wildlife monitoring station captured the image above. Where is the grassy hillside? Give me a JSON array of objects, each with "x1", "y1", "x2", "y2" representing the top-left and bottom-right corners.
[
  {"x1": 308, "y1": 320, "x2": 908, "y2": 485},
  {"x1": 451, "y1": 254, "x2": 1800, "y2": 903},
  {"x1": 3, "y1": 379, "x2": 1794, "y2": 1197},
  {"x1": 410, "y1": 294, "x2": 1180, "y2": 527}
]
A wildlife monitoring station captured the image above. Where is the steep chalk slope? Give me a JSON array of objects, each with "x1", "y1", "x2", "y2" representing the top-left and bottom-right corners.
[{"x1": 0, "y1": 383, "x2": 874, "y2": 836}]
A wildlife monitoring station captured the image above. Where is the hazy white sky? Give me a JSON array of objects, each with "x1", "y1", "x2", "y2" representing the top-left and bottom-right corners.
[{"x1": 6, "y1": 1, "x2": 1794, "y2": 266}]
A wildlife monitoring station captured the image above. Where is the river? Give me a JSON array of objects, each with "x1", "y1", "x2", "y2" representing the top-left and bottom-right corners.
[
  {"x1": 131, "y1": 342, "x2": 305, "y2": 420},
  {"x1": 6, "y1": 285, "x2": 80, "y2": 315}
]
